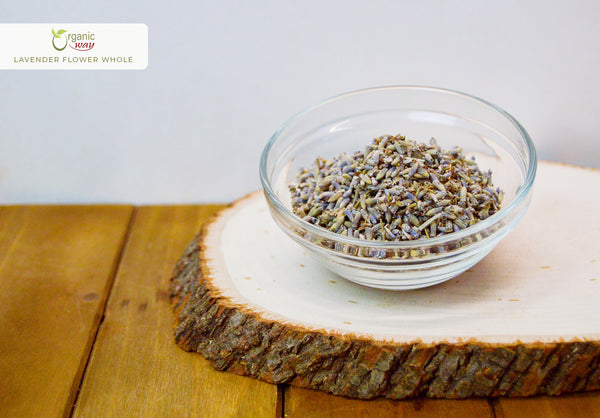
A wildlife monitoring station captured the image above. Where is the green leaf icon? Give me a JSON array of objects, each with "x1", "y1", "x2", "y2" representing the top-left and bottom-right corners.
[{"x1": 52, "y1": 29, "x2": 67, "y2": 38}]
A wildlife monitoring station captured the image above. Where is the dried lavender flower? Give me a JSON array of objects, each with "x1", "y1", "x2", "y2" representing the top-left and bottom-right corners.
[{"x1": 289, "y1": 134, "x2": 504, "y2": 241}]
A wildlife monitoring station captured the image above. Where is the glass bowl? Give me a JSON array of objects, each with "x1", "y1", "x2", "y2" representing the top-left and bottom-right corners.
[{"x1": 259, "y1": 86, "x2": 537, "y2": 290}]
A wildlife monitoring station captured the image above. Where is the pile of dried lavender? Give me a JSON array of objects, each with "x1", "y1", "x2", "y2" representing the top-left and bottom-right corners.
[{"x1": 289, "y1": 135, "x2": 503, "y2": 241}]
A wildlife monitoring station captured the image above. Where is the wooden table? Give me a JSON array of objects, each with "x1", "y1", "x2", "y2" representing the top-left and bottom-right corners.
[{"x1": 1, "y1": 204, "x2": 599, "y2": 417}]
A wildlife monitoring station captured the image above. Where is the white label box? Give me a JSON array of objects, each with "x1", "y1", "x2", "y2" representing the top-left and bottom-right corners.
[{"x1": 0, "y1": 23, "x2": 148, "y2": 70}]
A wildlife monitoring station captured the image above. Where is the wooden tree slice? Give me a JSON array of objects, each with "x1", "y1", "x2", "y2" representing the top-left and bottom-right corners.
[{"x1": 170, "y1": 161, "x2": 600, "y2": 399}]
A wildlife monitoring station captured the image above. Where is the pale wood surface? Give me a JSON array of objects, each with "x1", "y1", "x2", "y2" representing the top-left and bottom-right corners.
[
  {"x1": 0, "y1": 206, "x2": 133, "y2": 418},
  {"x1": 0, "y1": 164, "x2": 598, "y2": 417},
  {"x1": 73, "y1": 206, "x2": 279, "y2": 418},
  {"x1": 201, "y1": 162, "x2": 600, "y2": 345}
]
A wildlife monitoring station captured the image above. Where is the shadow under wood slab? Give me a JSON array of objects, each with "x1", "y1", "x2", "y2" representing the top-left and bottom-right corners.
[
  {"x1": 493, "y1": 392, "x2": 600, "y2": 418},
  {"x1": 170, "y1": 162, "x2": 600, "y2": 400},
  {"x1": 284, "y1": 385, "x2": 494, "y2": 417}
]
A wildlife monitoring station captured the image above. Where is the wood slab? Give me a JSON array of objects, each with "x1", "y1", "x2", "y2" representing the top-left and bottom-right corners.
[
  {"x1": 171, "y1": 161, "x2": 600, "y2": 400},
  {"x1": 2, "y1": 203, "x2": 599, "y2": 416},
  {"x1": 0, "y1": 205, "x2": 132, "y2": 418},
  {"x1": 74, "y1": 206, "x2": 279, "y2": 417}
]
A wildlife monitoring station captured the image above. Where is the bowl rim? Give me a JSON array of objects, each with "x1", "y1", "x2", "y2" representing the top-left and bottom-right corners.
[{"x1": 259, "y1": 85, "x2": 537, "y2": 249}]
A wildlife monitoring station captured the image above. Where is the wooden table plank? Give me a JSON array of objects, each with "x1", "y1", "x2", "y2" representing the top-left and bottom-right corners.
[
  {"x1": 0, "y1": 207, "x2": 28, "y2": 262},
  {"x1": 73, "y1": 206, "x2": 279, "y2": 418},
  {"x1": 0, "y1": 205, "x2": 133, "y2": 418},
  {"x1": 494, "y1": 392, "x2": 600, "y2": 417},
  {"x1": 285, "y1": 386, "x2": 493, "y2": 417}
]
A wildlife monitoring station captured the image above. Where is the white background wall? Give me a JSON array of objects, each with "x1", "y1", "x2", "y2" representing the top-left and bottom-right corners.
[{"x1": 1, "y1": 1, "x2": 599, "y2": 203}]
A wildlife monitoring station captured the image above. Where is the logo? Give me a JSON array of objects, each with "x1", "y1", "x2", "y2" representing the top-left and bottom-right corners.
[
  {"x1": 51, "y1": 28, "x2": 95, "y2": 52},
  {"x1": 51, "y1": 28, "x2": 67, "y2": 51}
]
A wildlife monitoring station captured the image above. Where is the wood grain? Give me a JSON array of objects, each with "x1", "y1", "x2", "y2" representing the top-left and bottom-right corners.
[
  {"x1": 0, "y1": 205, "x2": 133, "y2": 418},
  {"x1": 494, "y1": 393, "x2": 600, "y2": 418},
  {"x1": 285, "y1": 386, "x2": 493, "y2": 417},
  {"x1": 0, "y1": 207, "x2": 28, "y2": 262},
  {"x1": 73, "y1": 206, "x2": 279, "y2": 418}
]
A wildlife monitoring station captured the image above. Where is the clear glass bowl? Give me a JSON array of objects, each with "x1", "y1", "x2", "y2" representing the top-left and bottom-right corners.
[{"x1": 259, "y1": 86, "x2": 537, "y2": 290}]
